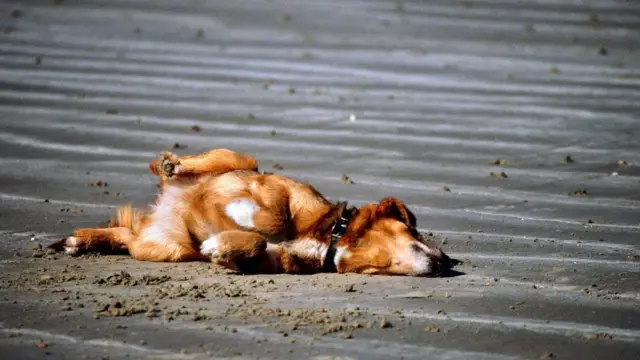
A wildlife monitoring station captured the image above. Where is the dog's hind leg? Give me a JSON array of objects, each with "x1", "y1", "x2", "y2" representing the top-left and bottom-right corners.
[
  {"x1": 50, "y1": 226, "x2": 204, "y2": 262},
  {"x1": 49, "y1": 204, "x2": 144, "y2": 255},
  {"x1": 49, "y1": 227, "x2": 133, "y2": 255},
  {"x1": 125, "y1": 207, "x2": 206, "y2": 262},
  {"x1": 51, "y1": 204, "x2": 204, "y2": 262},
  {"x1": 126, "y1": 238, "x2": 204, "y2": 262},
  {"x1": 126, "y1": 217, "x2": 205, "y2": 262}
]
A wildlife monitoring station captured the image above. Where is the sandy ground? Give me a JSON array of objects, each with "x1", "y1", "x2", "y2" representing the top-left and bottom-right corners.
[{"x1": 1, "y1": 0, "x2": 639, "y2": 359}]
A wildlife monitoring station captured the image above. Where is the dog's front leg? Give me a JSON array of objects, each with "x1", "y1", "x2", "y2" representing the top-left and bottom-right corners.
[
  {"x1": 199, "y1": 230, "x2": 278, "y2": 274},
  {"x1": 149, "y1": 149, "x2": 258, "y2": 180}
]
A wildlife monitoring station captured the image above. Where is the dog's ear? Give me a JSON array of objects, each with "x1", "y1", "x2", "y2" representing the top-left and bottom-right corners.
[
  {"x1": 342, "y1": 205, "x2": 375, "y2": 240},
  {"x1": 376, "y1": 197, "x2": 416, "y2": 228}
]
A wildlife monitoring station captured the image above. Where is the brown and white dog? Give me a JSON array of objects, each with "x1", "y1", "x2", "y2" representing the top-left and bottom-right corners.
[{"x1": 50, "y1": 149, "x2": 452, "y2": 276}]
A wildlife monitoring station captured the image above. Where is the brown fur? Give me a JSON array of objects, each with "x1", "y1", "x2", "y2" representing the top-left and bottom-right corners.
[{"x1": 51, "y1": 148, "x2": 451, "y2": 276}]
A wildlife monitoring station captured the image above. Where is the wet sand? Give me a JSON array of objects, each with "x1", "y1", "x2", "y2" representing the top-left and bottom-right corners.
[{"x1": 1, "y1": 0, "x2": 639, "y2": 359}]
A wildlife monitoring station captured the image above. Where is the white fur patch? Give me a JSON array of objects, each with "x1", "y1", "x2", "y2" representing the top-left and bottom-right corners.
[
  {"x1": 200, "y1": 235, "x2": 219, "y2": 257},
  {"x1": 142, "y1": 185, "x2": 184, "y2": 244},
  {"x1": 333, "y1": 245, "x2": 350, "y2": 267},
  {"x1": 414, "y1": 242, "x2": 441, "y2": 275},
  {"x1": 66, "y1": 236, "x2": 78, "y2": 246},
  {"x1": 410, "y1": 253, "x2": 432, "y2": 275},
  {"x1": 225, "y1": 199, "x2": 258, "y2": 229},
  {"x1": 398, "y1": 244, "x2": 432, "y2": 275},
  {"x1": 64, "y1": 236, "x2": 79, "y2": 255}
]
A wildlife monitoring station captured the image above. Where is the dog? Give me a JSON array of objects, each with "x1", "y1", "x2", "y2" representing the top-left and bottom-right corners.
[{"x1": 50, "y1": 148, "x2": 452, "y2": 276}]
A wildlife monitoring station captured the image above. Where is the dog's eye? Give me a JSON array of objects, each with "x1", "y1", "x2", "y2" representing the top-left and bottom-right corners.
[{"x1": 408, "y1": 227, "x2": 422, "y2": 239}]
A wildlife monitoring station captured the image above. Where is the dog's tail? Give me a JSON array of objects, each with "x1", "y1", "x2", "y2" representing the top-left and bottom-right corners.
[{"x1": 108, "y1": 204, "x2": 145, "y2": 234}]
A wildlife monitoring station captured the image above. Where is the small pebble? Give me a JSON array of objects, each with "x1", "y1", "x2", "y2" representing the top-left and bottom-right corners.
[
  {"x1": 569, "y1": 189, "x2": 588, "y2": 197},
  {"x1": 489, "y1": 159, "x2": 507, "y2": 166},
  {"x1": 341, "y1": 174, "x2": 355, "y2": 184},
  {"x1": 490, "y1": 171, "x2": 508, "y2": 179},
  {"x1": 379, "y1": 317, "x2": 392, "y2": 329}
]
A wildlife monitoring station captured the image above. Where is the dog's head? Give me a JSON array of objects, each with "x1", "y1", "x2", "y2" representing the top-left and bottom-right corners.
[{"x1": 337, "y1": 197, "x2": 451, "y2": 276}]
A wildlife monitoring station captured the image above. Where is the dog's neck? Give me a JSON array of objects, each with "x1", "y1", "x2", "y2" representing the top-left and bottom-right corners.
[
  {"x1": 321, "y1": 203, "x2": 351, "y2": 272},
  {"x1": 272, "y1": 201, "x2": 355, "y2": 274}
]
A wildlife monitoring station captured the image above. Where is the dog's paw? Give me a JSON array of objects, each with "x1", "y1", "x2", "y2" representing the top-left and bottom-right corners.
[
  {"x1": 200, "y1": 235, "x2": 220, "y2": 258},
  {"x1": 64, "y1": 236, "x2": 82, "y2": 255},
  {"x1": 48, "y1": 236, "x2": 83, "y2": 256},
  {"x1": 159, "y1": 152, "x2": 182, "y2": 178}
]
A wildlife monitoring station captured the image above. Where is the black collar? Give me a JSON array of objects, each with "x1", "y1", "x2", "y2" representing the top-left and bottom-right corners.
[{"x1": 323, "y1": 203, "x2": 351, "y2": 272}]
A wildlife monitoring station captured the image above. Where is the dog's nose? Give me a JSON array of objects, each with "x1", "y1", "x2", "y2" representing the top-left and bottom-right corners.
[
  {"x1": 428, "y1": 253, "x2": 452, "y2": 276},
  {"x1": 416, "y1": 244, "x2": 450, "y2": 276},
  {"x1": 408, "y1": 241, "x2": 452, "y2": 276}
]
